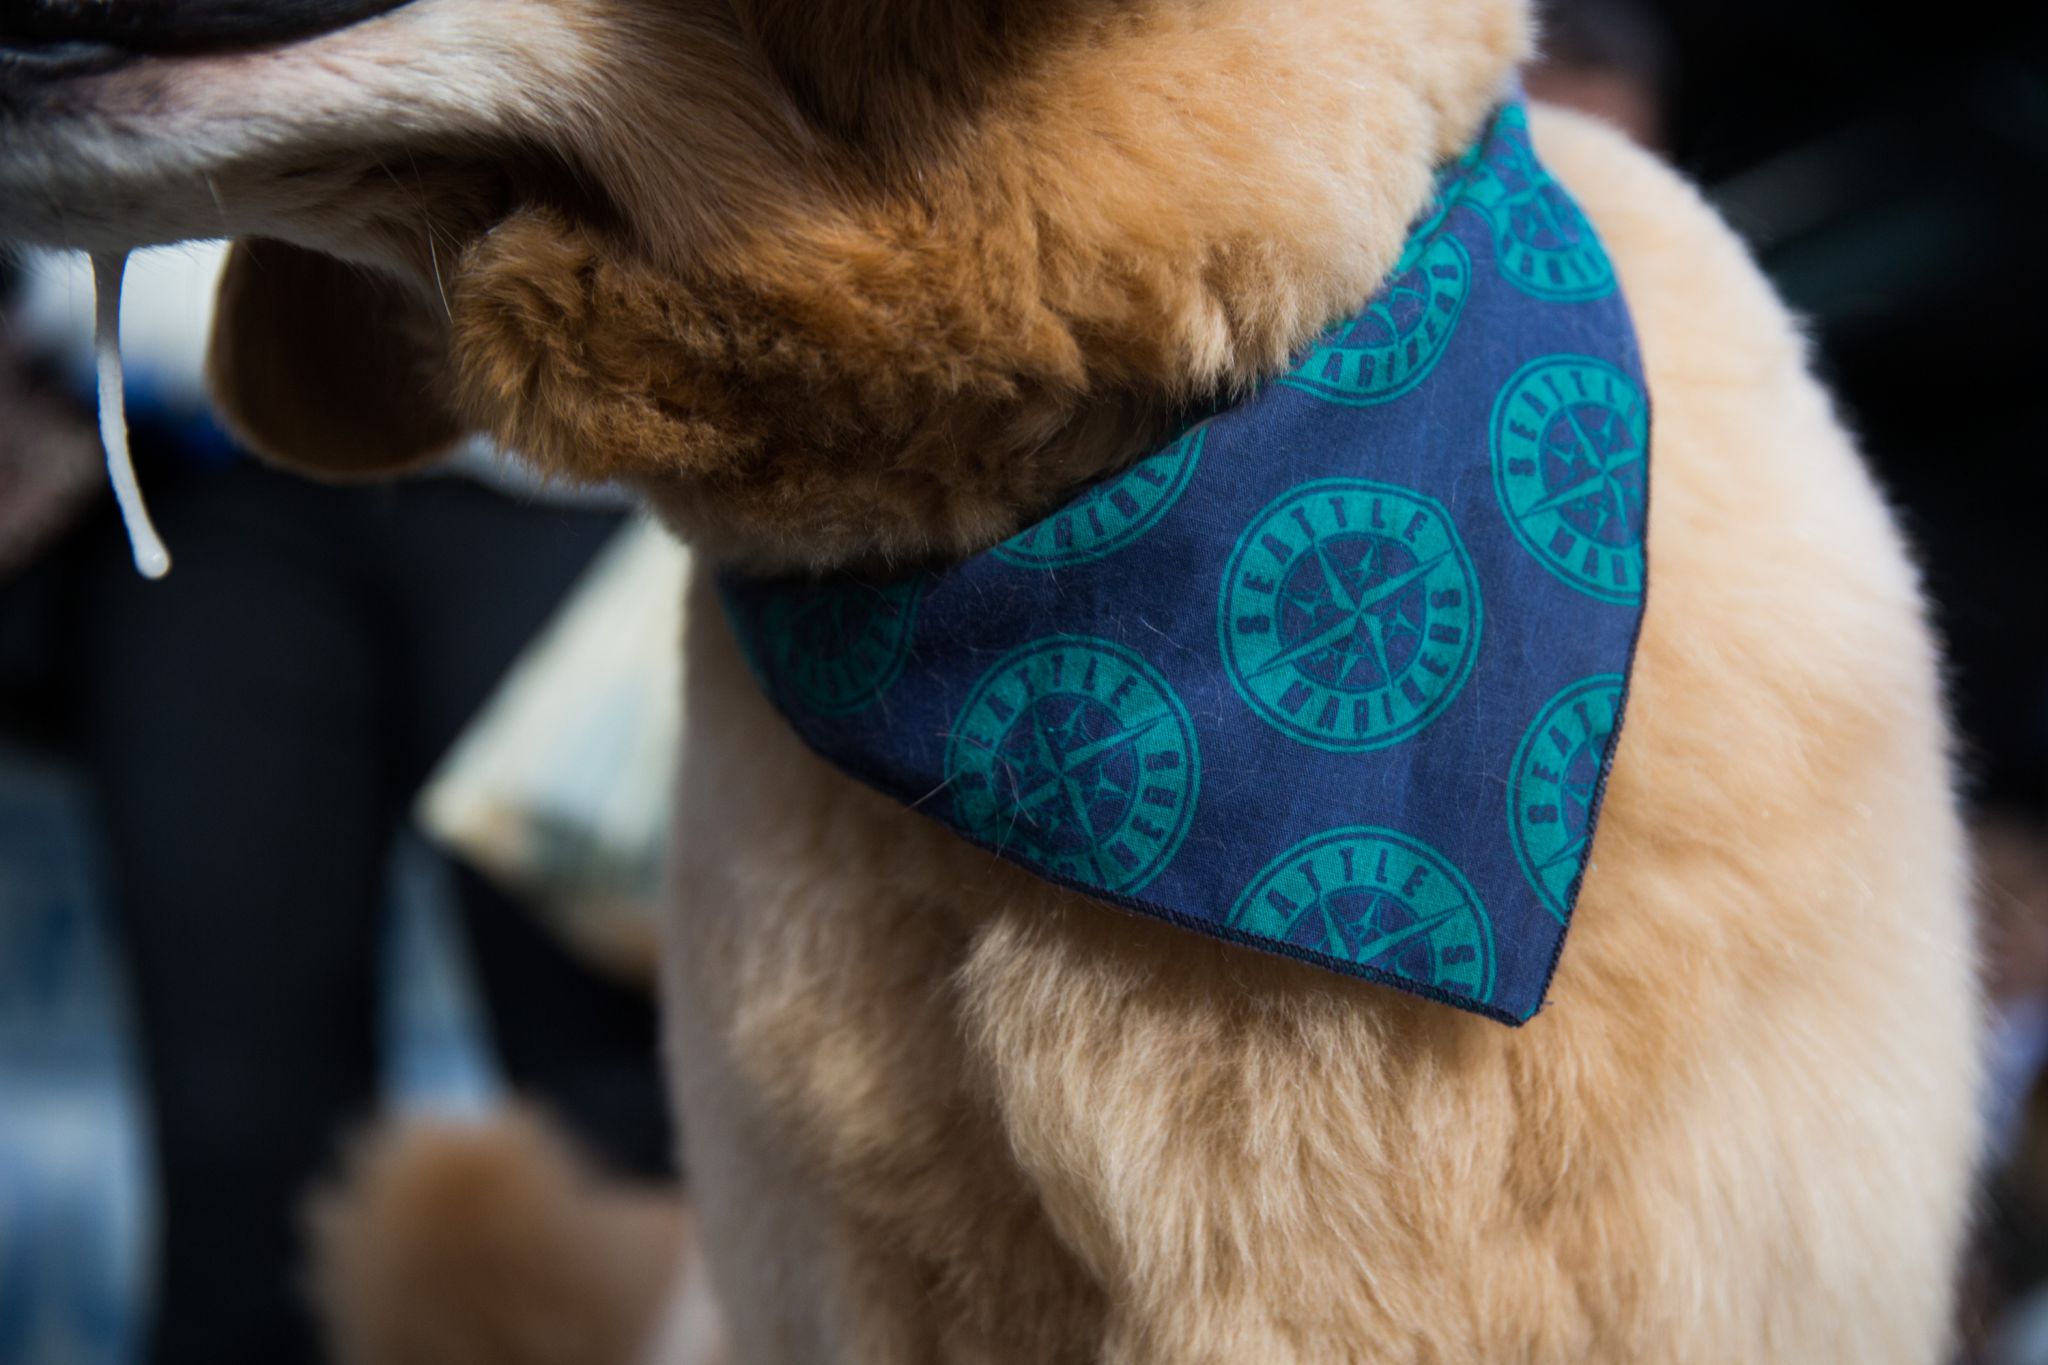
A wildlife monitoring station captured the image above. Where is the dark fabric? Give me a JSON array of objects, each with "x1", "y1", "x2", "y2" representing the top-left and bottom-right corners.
[
  {"x1": 13, "y1": 456, "x2": 665, "y2": 1365},
  {"x1": 720, "y1": 101, "x2": 1648, "y2": 1025}
]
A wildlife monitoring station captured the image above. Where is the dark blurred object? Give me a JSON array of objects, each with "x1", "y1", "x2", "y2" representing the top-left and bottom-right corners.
[
  {"x1": 1974, "y1": 816, "x2": 2048, "y2": 1363},
  {"x1": 1623, "y1": 0, "x2": 2048, "y2": 808},
  {"x1": 1529, "y1": 0, "x2": 1673, "y2": 148},
  {"x1": 0, "y1": 259, "x2": 101, "y2": 579},
  {"x1": 51, "y1": 457, "x2": 659, "y2": 1365}
]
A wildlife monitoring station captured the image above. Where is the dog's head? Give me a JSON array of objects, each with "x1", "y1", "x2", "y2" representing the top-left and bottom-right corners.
[{"x1": 1, "y1": 0, "x2": 1527, "y2": 570}]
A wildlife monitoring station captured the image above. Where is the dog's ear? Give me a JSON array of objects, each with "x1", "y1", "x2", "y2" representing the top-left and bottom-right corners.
[{"x1": 207, "y1": 238, "x2": 464, "y2": 480}]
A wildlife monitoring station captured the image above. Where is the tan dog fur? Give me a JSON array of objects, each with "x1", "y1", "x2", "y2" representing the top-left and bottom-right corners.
[
  {"x1": 663, "y1": 100, "x2": 1984, "y2": 1361},
  {"x1": 313, "y1": 1111, "x2": 694, "y2": 1365},
  {"x1": 0, "y1": 1, "x2": 1981, "y2": 1360}
]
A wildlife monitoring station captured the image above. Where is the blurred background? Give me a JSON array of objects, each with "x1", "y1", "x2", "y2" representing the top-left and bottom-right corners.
[{"x1": 0, "y1": 1, "x2": 2043, "y2": 1362}]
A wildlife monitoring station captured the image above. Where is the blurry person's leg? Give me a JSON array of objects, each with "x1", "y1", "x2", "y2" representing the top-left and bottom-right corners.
[
  {"x1": 71, "y1": 459, "x2": 389, "y2": 1365},
  {"x1": 71, "y1": 455, "x2": 657, "y2": 1362},
  {"x1": 376, "y1": 480, "x2": 674, "y2": 1179}
]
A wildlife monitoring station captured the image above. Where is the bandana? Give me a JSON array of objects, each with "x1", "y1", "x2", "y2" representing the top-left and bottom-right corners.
[{"x1": 718, "y1": 101, "x2": 1647, "y2": 1024}]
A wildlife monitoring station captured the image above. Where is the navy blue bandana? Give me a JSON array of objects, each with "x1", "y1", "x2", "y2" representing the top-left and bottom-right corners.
[{"x1": 718, "y1": 101, "x2": 1646, "y2": 1024}]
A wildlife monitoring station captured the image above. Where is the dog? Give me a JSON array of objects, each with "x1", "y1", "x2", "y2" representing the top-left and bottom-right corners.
[{"x1": 0, "y1": 1, "x2": 1983, "y2": 1360}]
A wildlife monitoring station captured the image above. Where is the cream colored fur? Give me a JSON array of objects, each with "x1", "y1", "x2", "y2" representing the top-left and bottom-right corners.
[{"x1": 0, "y1": 1, "x2": 1982, "y2": 1361}]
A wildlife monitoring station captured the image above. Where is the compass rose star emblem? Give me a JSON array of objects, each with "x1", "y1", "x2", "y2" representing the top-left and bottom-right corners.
[
  {"x1": 1230, "y1": 828, "x2": 1495, "y2": 1004},
  {"x1": 1221, "y1": 479, "x2": 1481, "y2": 751},
  {"x1": 1491, "y1": 355, "x2": 1649, "y2": 604},
  {"x1": 1509, "y1": 676, "x2": 1625, "y2": 918},
  {"x1": 946, "y1": 637, "x2": 1198, "y2": 895},
  {"x1": 752, "y1": 577, "x2": 923, "y2": 716}
]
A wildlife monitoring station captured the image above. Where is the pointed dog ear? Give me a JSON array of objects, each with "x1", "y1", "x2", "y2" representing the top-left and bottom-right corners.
[{"x1": 207, "y1": 238, "x2": 465, "y2": 480}]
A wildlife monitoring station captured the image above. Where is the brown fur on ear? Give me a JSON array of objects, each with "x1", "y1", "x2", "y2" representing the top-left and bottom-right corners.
[{"x1": 209, "y1": 238, "x2": 464, "y2": 480}]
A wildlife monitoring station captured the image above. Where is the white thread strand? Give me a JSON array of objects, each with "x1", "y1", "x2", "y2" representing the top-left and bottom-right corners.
[{"x1": 91, "y1": 251, "x2": 171, "y2": 579}]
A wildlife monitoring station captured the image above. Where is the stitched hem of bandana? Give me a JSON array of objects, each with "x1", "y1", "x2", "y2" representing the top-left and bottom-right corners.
[
  {"x1": 1522, "y1": 345, "x2": 1653, "y2": 1023},
  {"x1": 790, "y1": 732, "x2": 1547, "y2": 1024},
  {"x1": 735, "y1": 700, "x2": 1566, "y2": 1026}
]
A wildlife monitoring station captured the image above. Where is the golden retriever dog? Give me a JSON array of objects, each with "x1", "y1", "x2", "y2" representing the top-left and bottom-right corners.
[{"x1": 0, "y1": 0, "x2": 1983, "y2": 1360}]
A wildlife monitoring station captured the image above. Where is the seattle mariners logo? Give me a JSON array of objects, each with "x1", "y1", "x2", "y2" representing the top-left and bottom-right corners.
[
  {"x1": 1509, "y1": 676, "x2": 1624, "y2": 919},
  {"x1": 1280, "y1": 232, "x2": 1472, "y2": 406},
  {"x1": 994, "y1": 428, "x2": 1205, "y2": 568},
  {"x1": 1467, "y1": 105, "x2": 1615, "y2": 302},
  {"x1": 749, "y1": 577, "x2": 922, "y2": 716},
  {"x1": 1221, "y1": 479, "x2": 1480, "y2": 751},
  {"x1": 1229, "y1": 827, "x2": 1494, "y2": 1003},
  {"x1": 945, "y1": 637, "x2": 1198, "y2": 895},
  {"x1": 1491, "y1": 355, "x2": 1648, "y2": 604}
]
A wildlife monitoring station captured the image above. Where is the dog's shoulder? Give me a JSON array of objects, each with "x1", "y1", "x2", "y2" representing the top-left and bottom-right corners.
[{"x1": 1537, "y1": 104, "x2": 1955, "y2": 860}]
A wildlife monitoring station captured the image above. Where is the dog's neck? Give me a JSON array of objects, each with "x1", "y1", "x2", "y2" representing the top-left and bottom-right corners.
[{"x1": 442, "y1": 0, "x2": 1532, "y2": 573}]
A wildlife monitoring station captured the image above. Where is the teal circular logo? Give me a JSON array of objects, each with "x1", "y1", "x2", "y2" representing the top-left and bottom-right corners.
[
  {"x1": 994, "y1": 428, "x2": 1205, "y2": 568},
  {"x1": 1220, "y1": 479, "x2": 1481, "y2": 751},
  {"x1": 1229, "y1": 827, "x2": 1494, "y2": 1003},
  {"x1": 1508, "y1": 675, "x2": 1623, "y2": 920},
  {"x1": 945, "y1": 637, "x2": 1198, "y2": 895},
  {"x1": 750, "y1": 578, "x2": 922, "y2": 715},
  {"x1": 1491, "y1": 355, "x2": 1648, "y2": 604},
  {"x1": 1280, "y1": 233, "x2": 1471, "y2": 405},
  {"x1": 1468, "y1": 107, "x2": 1615, "y2": 302}
]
